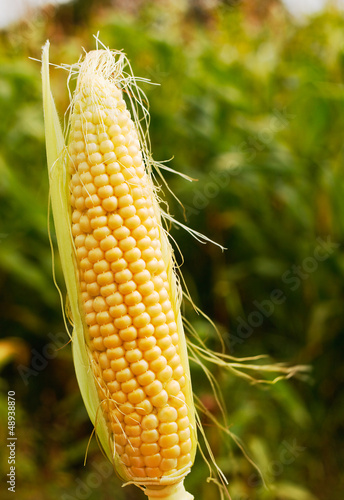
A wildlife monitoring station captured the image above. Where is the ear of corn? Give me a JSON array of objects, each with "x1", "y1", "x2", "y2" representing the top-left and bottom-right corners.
[
  {"x1": 42, "y1": 38, "x2": 310, "y2": 500},
  {"x1": 42, "y1": 41, "x2": 196, "y2": 499}
]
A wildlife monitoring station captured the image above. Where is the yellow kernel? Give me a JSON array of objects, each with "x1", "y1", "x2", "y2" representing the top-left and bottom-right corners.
[
  {"x1": 146, "y1": 303, "x2": 162, "y2": 317},
  {"x1": 98, "y1": 185, "x2": 114, "y2": 199},
  {"x1": 132, "y1": 226, "x2": 149, "y2": 242},
  {"x1": 159, "y1": 433, "x2": 179, "y2": 448},
  {"x1": 114, "y1": 315, "x2": 132, "y2": 330},
  {"x1": 144, "y1": 454, "x2": 161, "y2": 468},
  {"x1": 104, "y1": 334, "x2": 121, "y2": 349},
  {"x1": 89, "y1": 152, "x2": 103, "y2": 165},
  {"x1": 88, "y1": 248, "x2": 104, "y2": 263},
  {"x1": 128, "y1": 388, "x2": 145, "y2": 405},
  {"x1": 94, "y1": 226, "x2": 111, "y2": 241},
  {"x1": 92, "y1": 336, "x2": 105, "y2": 350},
  {"x1": 80, "y1": 258, "x2": 92, "y2": 271},
  {"x1": 125, "y1": 444, "x2": 140, "y2": 457},
  {"x1": 100, "y1": 140, "x2": 114, "y2": 154},
  {"x1": 100, "y1": 323, "x2": 116, "y2": 338},
  {"x1": 177, "y1": 417, "x2": 190, "y2": 431},
  {"x1": 137, "y1": 324, "x2": 155, "y2": 338},
  {"x1": 125, "y1": 349, "x2": 142, "y2": 363},
  {"x1": 133, "y1": 312, "x2": 151, "y2": 328},
  {"x1": 109, "y1": 304, "x2": 127, "y2": 318},
  {"x1": 146, "y1": 467, "x2": 163, "y2": 478},
  {"x1": 97, "y1": 271, "x2": 113, "y2": 286},
  {"x1": 100, "y1": 283, "x2": 117, "y2": 297},
  {"x1": 160, "y1": 458, "x2": 177, "y2": 471},
  {"x1": 166, "y1": 380, "x2": 180, "y2": 397},
  {"x1": 119, "y1": 326, "x2": 137, "y2": 342},
  {"x1": 141, "y1": 414, "x2": 159, "y2": 430},
  {"x1": 93, "y1": 296, "x2": 107, "y2": 312},
  {"x1": 125, "y1": 291, "x2": 142, "y2": 306},
  {"x1": 91, "y1": 163, "x2": 106, "y2": 176},
  {"x1": 151, "y1": 357, "x2": 168, "y2": 375},
  {"x1": 87, "y1": 282, "x2": 100, "y2": 296},
  {"x1": 102, "y1": 196, "x2": 118, "y2": 212},
  {"x1": 141, "y1": 430, "x2": 159, "y2": 444},
  {"x1": 112, "y1": 391, "x2": 127, "y2": 404},
  {"x1": 85, "y1": 194, "x2": 102, "y2": 208},
  {"x1": 96, "y1": 311, "x2": 112, "y2": 325},
  {"x1": 173, "y1": 365, "x2": 184, "y2": 381},
  {"x1": 118, "y1": 280, "x2": 137, "y2": 295},
  {"x1": 107, "y1": 346, "x2": 125, "y2": 359},
  {"x1": 130, "y1": 466, "x2": 146, "y2": 478},
  {"x1": 119, "y1": 236, "x2": 136, "y2": 252},
  {"x1": 106, "y1": 162, "x2": 121, "y2": 175},
  {"x1": 124, "y1": 247, "x2": 141, "y2": 263},
  {"x1": 94, "y1": 260, "x2": 110, "y2": 274},
  {"x1": 144, "y1": 346, "x2": 161, "y2": 362},
  {"x1": 91, "y1": 215, "x2": 107, "y2": 229},
  {"x1": 168, "y1": 322, "x2": 178, "y2": 335},
  {"x1": 118, "y1": 194, "x2": 134, "y2": 208},
  {"x1": 131, "y1": 359, "x2": 149, "y2": 376},
  {"x1": 88, "y1": 324, "x2": 100, "y2": 338},
  {"x1": 94, "y1": 174, "x2": 109, "y2": 188},
  {"x1": 84, "y1": 269, "x2": 97, "y2": 284},
  {"x1": 162, "y1": 445, "x2": 180, "y2": 459},
  {"x1": 119, "y1": 155, "x2": 133, "y2": 168},
  {"x1": 169, "y1": 354, "x2": 181, "y2": 369},
  {"x1": 157, "y1": 335, "x2": 172, "y2": 350},
  {"x1": 108, "y1": 380, "x2": 121, "y2": 393},
  {"x1": 143, "y1": 292, "x2": 160, "y2": 306},
  {"x1": 138, "y1": 337, "x2": 156, "y2": 351},
  {"x1": 163, "y1": 345, "x2": 176, "y2": 361},
  {"x1": 125, "y1": 215, "x2": 141, "y2": 230},
  {"x1": 136, "y1": 399, "x2": 153, "y2": 416},
  {"x1": 114, "y1": 225, "x2": 131, "y2": 240},
  {"x1": 118, "y1": 205, "x2": 136, "y2": 219},
  {"x1": 115, "y1": 269, "x2": 132, "y2": 284},
  {"x1": 151, "y1": 313, "x2": 167, "y2": 327},
  {"x1": 137, "y1": 281, "x2": 155, "y2": 296},
  {"x1": 108, "y1": 213, "x2": 123, "y2": 230},
  {"x1": 102, "y1": 368, "x2": 116, "y2": 382},
  {"x1": 105, "y1": 248, "x2": 123, "y2": 263},
  {"x1": 116, "y1": 367, "x2": 133, "y2": 383},
  {"x1": 137, "y1": 370, "x2": 155, "y2": 386},
  {"x1": 111, "y1": 357, "x2": 128, "y2": 372},
  {"x1": 123, "y1": 340, "x2": 137, "y2": 350},
  {"x1": 159, "y1": 422, "x2": 178, "y2": 436},
  {"x1": 128, "y1": 303, "x2": 145, "y2": 317},
  {"x1": 99, "y1": 235, "x2": 117, "y2": 252},
  {"x1": 130, "y1": 456, "x2": 145, "y2": 468},
  {"x1": 178, "y1": 428, "x2": 191, "y2": 441},
  {"x1": 85, "y1": 235, "x2": 98, "y2": 250},
  {"x1": 158, "y1": 407, "x2": 178, "y2": 423},
  {"x1": 155, "y1": 325, "x2": 170, "y2": 338},
  {"x1": 106, "y1": 291, "x2": 124, "y2": 306},
  {"x1": 75, "y1": 236, "x2": 86, "y2": 249},
  {"x1": 115, "y1": 145, "x2": 128, "y2": 157},
  {"x1": 145, "y1": 380, "x2": 163, "y2": 397},
  {"x1": 129, "y1": 259, "x2": 146, "y2": 274},
  {"x1": 150, "y1": 389, "x2": 168, "y2": 408},
  {"x1": 110, "y1": 258, "x2": 127, "y2": 273}
]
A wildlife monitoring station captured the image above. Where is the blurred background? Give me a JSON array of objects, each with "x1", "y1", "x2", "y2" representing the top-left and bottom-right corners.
[{"x1": 0, "y1": 0, "x2": 344, "y2": 499}]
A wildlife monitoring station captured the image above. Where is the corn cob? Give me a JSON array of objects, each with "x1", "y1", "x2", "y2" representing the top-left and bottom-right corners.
[{"x1": 42, "y1": 42, "x2": 196, "y2": 499}]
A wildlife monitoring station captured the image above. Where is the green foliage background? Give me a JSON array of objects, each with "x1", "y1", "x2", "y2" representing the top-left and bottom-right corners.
[{"x1": 0, "y1": 1, "x2": 343, "y2": 499}]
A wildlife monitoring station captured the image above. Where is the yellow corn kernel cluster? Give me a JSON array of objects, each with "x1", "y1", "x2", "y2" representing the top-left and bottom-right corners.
[{"x1": 67, "y1": 51, "x2": 196, "y2": 493}]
